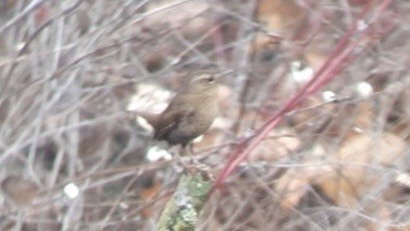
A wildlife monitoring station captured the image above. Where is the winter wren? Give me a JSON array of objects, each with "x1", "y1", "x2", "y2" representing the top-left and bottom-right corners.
[{"x1": 153, "y1": 72, "x2": 220, "y2": 147}]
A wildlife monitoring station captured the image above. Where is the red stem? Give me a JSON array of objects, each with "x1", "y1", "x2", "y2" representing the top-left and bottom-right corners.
[{"x1": 213, "y1": 0, "x2": 394, "y2": 189}]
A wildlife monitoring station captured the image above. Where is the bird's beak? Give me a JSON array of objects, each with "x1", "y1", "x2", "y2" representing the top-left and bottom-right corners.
[{"x1": 215, "y1": 70, "x2": 234, "y2": 80}]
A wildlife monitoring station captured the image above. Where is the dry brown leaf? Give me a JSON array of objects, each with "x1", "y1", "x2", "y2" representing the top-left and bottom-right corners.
[
  {"x1": 289, "y1": 96, "x2": 375, "y2": 143},
  {"x1": 275, "y1": 173, "x2": 310, "y2": 210},
  {"x1": 249, "y1": 131, "x2": 300, "y2": 162},
  {"x1": 314, "y1": 132, "x2": 406, "y2": 207},
  {"x1": 257, "y1": 0, "x2": 305, "y2": 33},
  {"x1": 254, "y1": 0, "x2": 306, "y2": 49},
  {"x1": 139, "y1": 178, "x2": 162, "y2": 219}
]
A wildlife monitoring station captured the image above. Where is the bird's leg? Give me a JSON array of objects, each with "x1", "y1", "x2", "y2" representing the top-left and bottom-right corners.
[
  {"x1": 180, "y1": 144, "x2": 188, "y2": 156},
  {"x1": 178, "y1": 143, "x2": 195, "y2": 156},
  {"x1": 175, "y1": 143, "x2": 201, "y2": 172},
  {"x1": 182, "y1": 143, "x2": 211, "y2": 174},
  {"x1": 187, "y1": 143, "x2": 195, "y2": 156},
  {"x1": 171, "y1": 145, "x2": 187, "y2": 172},
  {"x1": 170, "y1": 146, "x2": 185, "y2": 173},
  {"x1": 187, "y1": 143, "x2": 203, "y2": 168}
]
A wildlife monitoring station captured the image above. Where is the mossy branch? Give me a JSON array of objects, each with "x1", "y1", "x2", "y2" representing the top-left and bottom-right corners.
[{"x1": 156, "y1": 173, "x2": 211, "y2": 231}]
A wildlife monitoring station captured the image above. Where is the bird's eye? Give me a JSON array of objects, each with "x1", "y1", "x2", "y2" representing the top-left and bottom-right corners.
[{"x1": 207, "y1": 76, "x2": 215, "y2": 82}]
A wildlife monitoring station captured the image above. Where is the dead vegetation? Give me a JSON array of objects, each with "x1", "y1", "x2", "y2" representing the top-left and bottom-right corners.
[{"x1": 0, "y1": 0, "x2": 409, "y2": 230}]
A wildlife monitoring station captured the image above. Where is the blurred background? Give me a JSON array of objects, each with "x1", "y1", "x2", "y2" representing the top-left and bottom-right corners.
[{"x1": 0, "y1": 0, "x2": 409, "y2": 230}]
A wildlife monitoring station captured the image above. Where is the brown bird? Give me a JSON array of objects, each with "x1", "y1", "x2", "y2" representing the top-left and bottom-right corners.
[{"x1": 153, "y1": 72, "x2": 221, "y2": 148}]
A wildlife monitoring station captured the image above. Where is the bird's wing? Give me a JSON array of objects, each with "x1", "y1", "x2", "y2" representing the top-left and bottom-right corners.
[{"x1": 153, "y1": 100, "x2": 195, "y2": 140}]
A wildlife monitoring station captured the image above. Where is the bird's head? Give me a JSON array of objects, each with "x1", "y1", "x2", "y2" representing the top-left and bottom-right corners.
[{"x1": 189, "y1": 73, "x2": 219, "y2": 93}]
